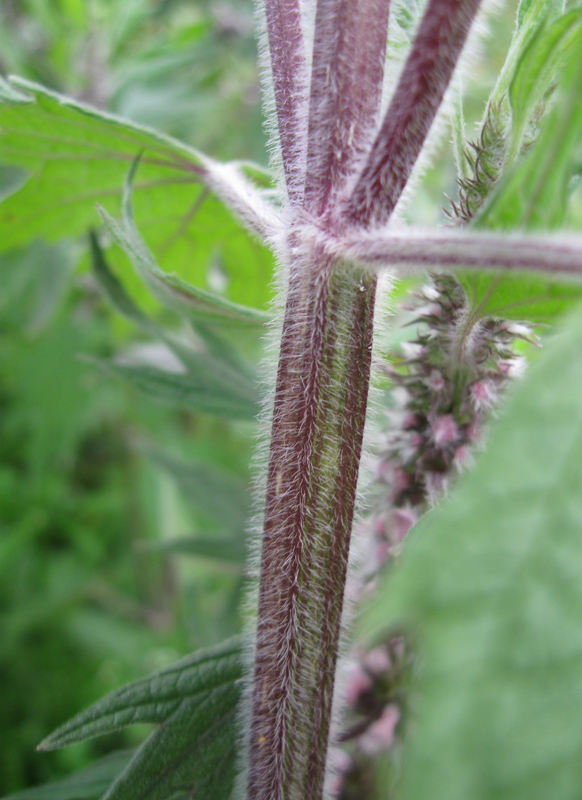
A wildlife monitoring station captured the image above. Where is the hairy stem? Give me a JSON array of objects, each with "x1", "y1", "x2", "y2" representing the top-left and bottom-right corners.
[
  {"x1": 345, "y1": 0, "x2": 483, "y2": 227},
  {"x1": 264, "y1": 0, "x2": 309, "y2": 203},
  {"x1": 304, "y1": 0, "x2": 390, "y2": 216},
  {"x1": 341, "y1": 228, "x2": 582, "y2": 277},
  {"x1": 248, "y1": 243, "x2": 377, "y2": 800}
]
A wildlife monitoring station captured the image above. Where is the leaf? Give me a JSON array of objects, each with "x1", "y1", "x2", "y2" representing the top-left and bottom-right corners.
[
  {"x1": 0, "y1": 75, "x2": 30, "y2": 104},
  {"x1": 89, "y1": 230, "x2": 157, "y2": 336},
  {"x1": 39, "y1": 639, "x2": 243, "y2": 800},
  {"x1": 0, "y1": 78, "x2": 274, "y2": 309},
  {"x1": 0, "y1": 164, "x2": 28, "y2": 202},
  {"x1": 151, "y1": 449, "x2": 250, "y2": 532},
  {"x1": 364, "y1": 301, "x2": 582, "y2": 800},
  {"x1": 509, "y1": 8, "x2": 582, "y2": 158},
  {"x1": 1, "y1": 751, "x2": 133, "y2": 800},
  {"x1": 515, "y1": 0, "x2": 551, "y2": 33},
  {"x1": 458, "y1": 270, "x2": 582, "y2": 322},
  {"x1": 97, "y1": 158, "x2": 270, "y2": 327},
  {"x1": 459, "y1": 52, "x2": 582, "y2": 321},
  {"x1": 91, "y1": 228, "x2": 258, "y2": 389},
  {"x1": 154, "y1": 536, "x2": 246, "y2": 565},
  {"x1": 479, "y1": 55, "x2": 582, "y2": 231},
  {"x1": 91, "y1": 357, "x2": 258, "y2": 420}
]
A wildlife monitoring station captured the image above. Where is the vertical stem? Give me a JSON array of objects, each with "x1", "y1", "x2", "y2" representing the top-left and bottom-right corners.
[
  {"x1": 345, "y1": 0, "x2": 483, "y2": 227},
  {"x1": 263, "y1": 0, "x2": 309, "y2": 203},
  {"x1": 248, "y1": 243, "x2": 377, "y2": 800},
  {"x1": 303, "y1": 0, "x2": 390, "y2": 216}
]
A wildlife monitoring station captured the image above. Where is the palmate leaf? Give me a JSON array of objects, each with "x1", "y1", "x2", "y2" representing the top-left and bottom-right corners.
[
  {"x1": 508, "y1": 7, "x2": 582, "y2": 158},
  {"x1": 364, "y1": 301, "x2": 582, "y2": 800},
  {"x1": 0, "y1": 77, "x2": 274, "y2": 309},
  {"x1": 2, "y1": 751, "x2": 134, "y2": 800},
  {"x1": 39, "y1": 638, "x2": 243, "y2": 800}
]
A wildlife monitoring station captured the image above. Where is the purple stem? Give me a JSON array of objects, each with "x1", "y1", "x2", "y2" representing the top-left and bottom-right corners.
[
  {"x1": 264, "y1": 0, "x2": 309, "y2": 203},
  {"x1": 248, "y1": 240, "x2": 377, "y2": 800},
  {"x1": 303, "y1": 0, "x2": 391, "y2": 218},
  {"x1": 341, "y1": 229, "x2": 582, "y2": 277},
  {"x1": 344, "y1": 0, "x2": 483, "y2": 228}
]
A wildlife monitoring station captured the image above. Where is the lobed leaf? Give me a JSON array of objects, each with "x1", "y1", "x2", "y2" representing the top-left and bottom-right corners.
[
  {"x1": 459, "y1": 270, "x2": 582, "y2": 323},
  {"x1": 90, "y1": 226, "x2": 261, "y2": 414},
  {"x1": 459, "y1": 38, "x2": 582, "y2": 321},
  {"x1": 90, "y1": 230, "x2": 158, "y2": 337},
  {"x1": 364, "y1": 301, "x2": 582, "y2": 800},
  {"x1": 98, "y1": 158, "x2": 270, "y2": 327},
  {"x1": 509, "y1": 8, "x2": 582, "y2": 159}
]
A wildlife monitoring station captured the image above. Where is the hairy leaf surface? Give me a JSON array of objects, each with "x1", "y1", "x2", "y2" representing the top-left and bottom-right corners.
[{"x1": 364, "y1": 302, "x2": 582, "y2": 800}]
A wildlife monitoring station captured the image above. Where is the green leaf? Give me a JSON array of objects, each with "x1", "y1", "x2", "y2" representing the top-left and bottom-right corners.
[
  {"x1": 364, "y1": 301, "x2": 582, "y2": 800},
  {"x1": 459, "y1": 54, "x2": 582, "y2": 321},
  {"x1": 479, "y1": 55, "x2": 582, "y2": 231},
  {"x1": 458, "y1": 270, "x2": 582, "y2": 322},
  {"x1": 91, "y1": 357, "x2": 258, "y2": 420},
  {"x1": 0, "y1": 75, "x2": 30, "y2": 104},
  {"x1": 0, "y1": 78, "x2": 274, "y2": 309},
  {"x1": 151, "y1": 449, "x2": 250, "y2": 532},
  {"x1": 89, "y1": 230, "x2": 158, "y2": 336},
  {"x1": 509, "y1": 9, "x2": 582, "y2": 159},
  {"x1": 0, "y1": 164, "x2": 28, "y2": 202},
  {"x1": 1, "y1": 751, "x2": 133, "y2": 800},
  {"x1": 154, "y1": 536, "x2": 246, "y2": 565},
  {"x1": 516, "y1": 0, "x2": 551, "y2": 33},
  {"x1": 96, "y1": 159, "x2": 269, "y2": 327},
  {"x1": 39, "y1": 639, "x2": 243, "y2": 800},
  {"x1": 90, "y1": 228, "x2": 257, "y2": 392}
]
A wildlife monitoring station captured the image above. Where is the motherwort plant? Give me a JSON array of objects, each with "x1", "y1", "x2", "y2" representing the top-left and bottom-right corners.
[{"x1": 3, "y1": 0, "x2": 582, "y2": 799}]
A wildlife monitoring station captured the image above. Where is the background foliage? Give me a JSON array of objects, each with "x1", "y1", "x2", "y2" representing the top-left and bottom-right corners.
[{"x1": 2, "y1": 1, "x2": 582, "y2": 799}]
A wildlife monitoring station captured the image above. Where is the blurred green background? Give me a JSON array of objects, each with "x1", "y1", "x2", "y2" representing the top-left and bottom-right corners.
[
  {"x1": 0, "y1": 1, "x2": 267, "y2": 793},
  {"x1": 0, "y1": 0, "x2": 518, "y2": 795}
]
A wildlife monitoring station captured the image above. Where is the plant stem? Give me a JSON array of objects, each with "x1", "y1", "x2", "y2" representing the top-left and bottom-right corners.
[
  {"x1": 248, "y1": 241, "x2": 377, "y2": 800},
  {"x1": 345, "y1": 0, "x2": 482, "y2": 227},
  {"x1": 263, "y1": 0, "x2": 308, "y2": 203}
]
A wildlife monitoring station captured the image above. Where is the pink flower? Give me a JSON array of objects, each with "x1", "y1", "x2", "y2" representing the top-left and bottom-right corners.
[
  {"x1": 471, "y1": 379, "x2": 497, "y2": 411},
  {"x1": 364, "y1": 646, "x2": 390, "y2": 675},
  {"x1": 387, "y1": 507, "x2": 416, "y2": 543},
  {"x1": 344, "y1": 664, "x2": 373, "y2": 706},
  {"x1": 431, "y1": 414, "x2": 458, "y2": 445},
  {"x1": 360, "y1": 704, "x2": 400, "y2": 755},
  {"x1": 427, "y1": 369, "x2": 446, "y2": 392}
]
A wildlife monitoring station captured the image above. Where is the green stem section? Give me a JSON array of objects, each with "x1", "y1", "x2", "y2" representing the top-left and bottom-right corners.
[{"x1": 248, "y1": 245, "x2": 377, "y2": 800}]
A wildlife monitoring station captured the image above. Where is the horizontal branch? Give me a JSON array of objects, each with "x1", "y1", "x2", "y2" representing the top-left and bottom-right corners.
[
  {"x1": 344, "y1": 0, "x2": 482, "y2": 228},
  {"x1": 340, "y1": 228, "x2": 582, "y2": 278},
  {"x1": 198, "y1": 156, "x2": 283, "y2": 242}
]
